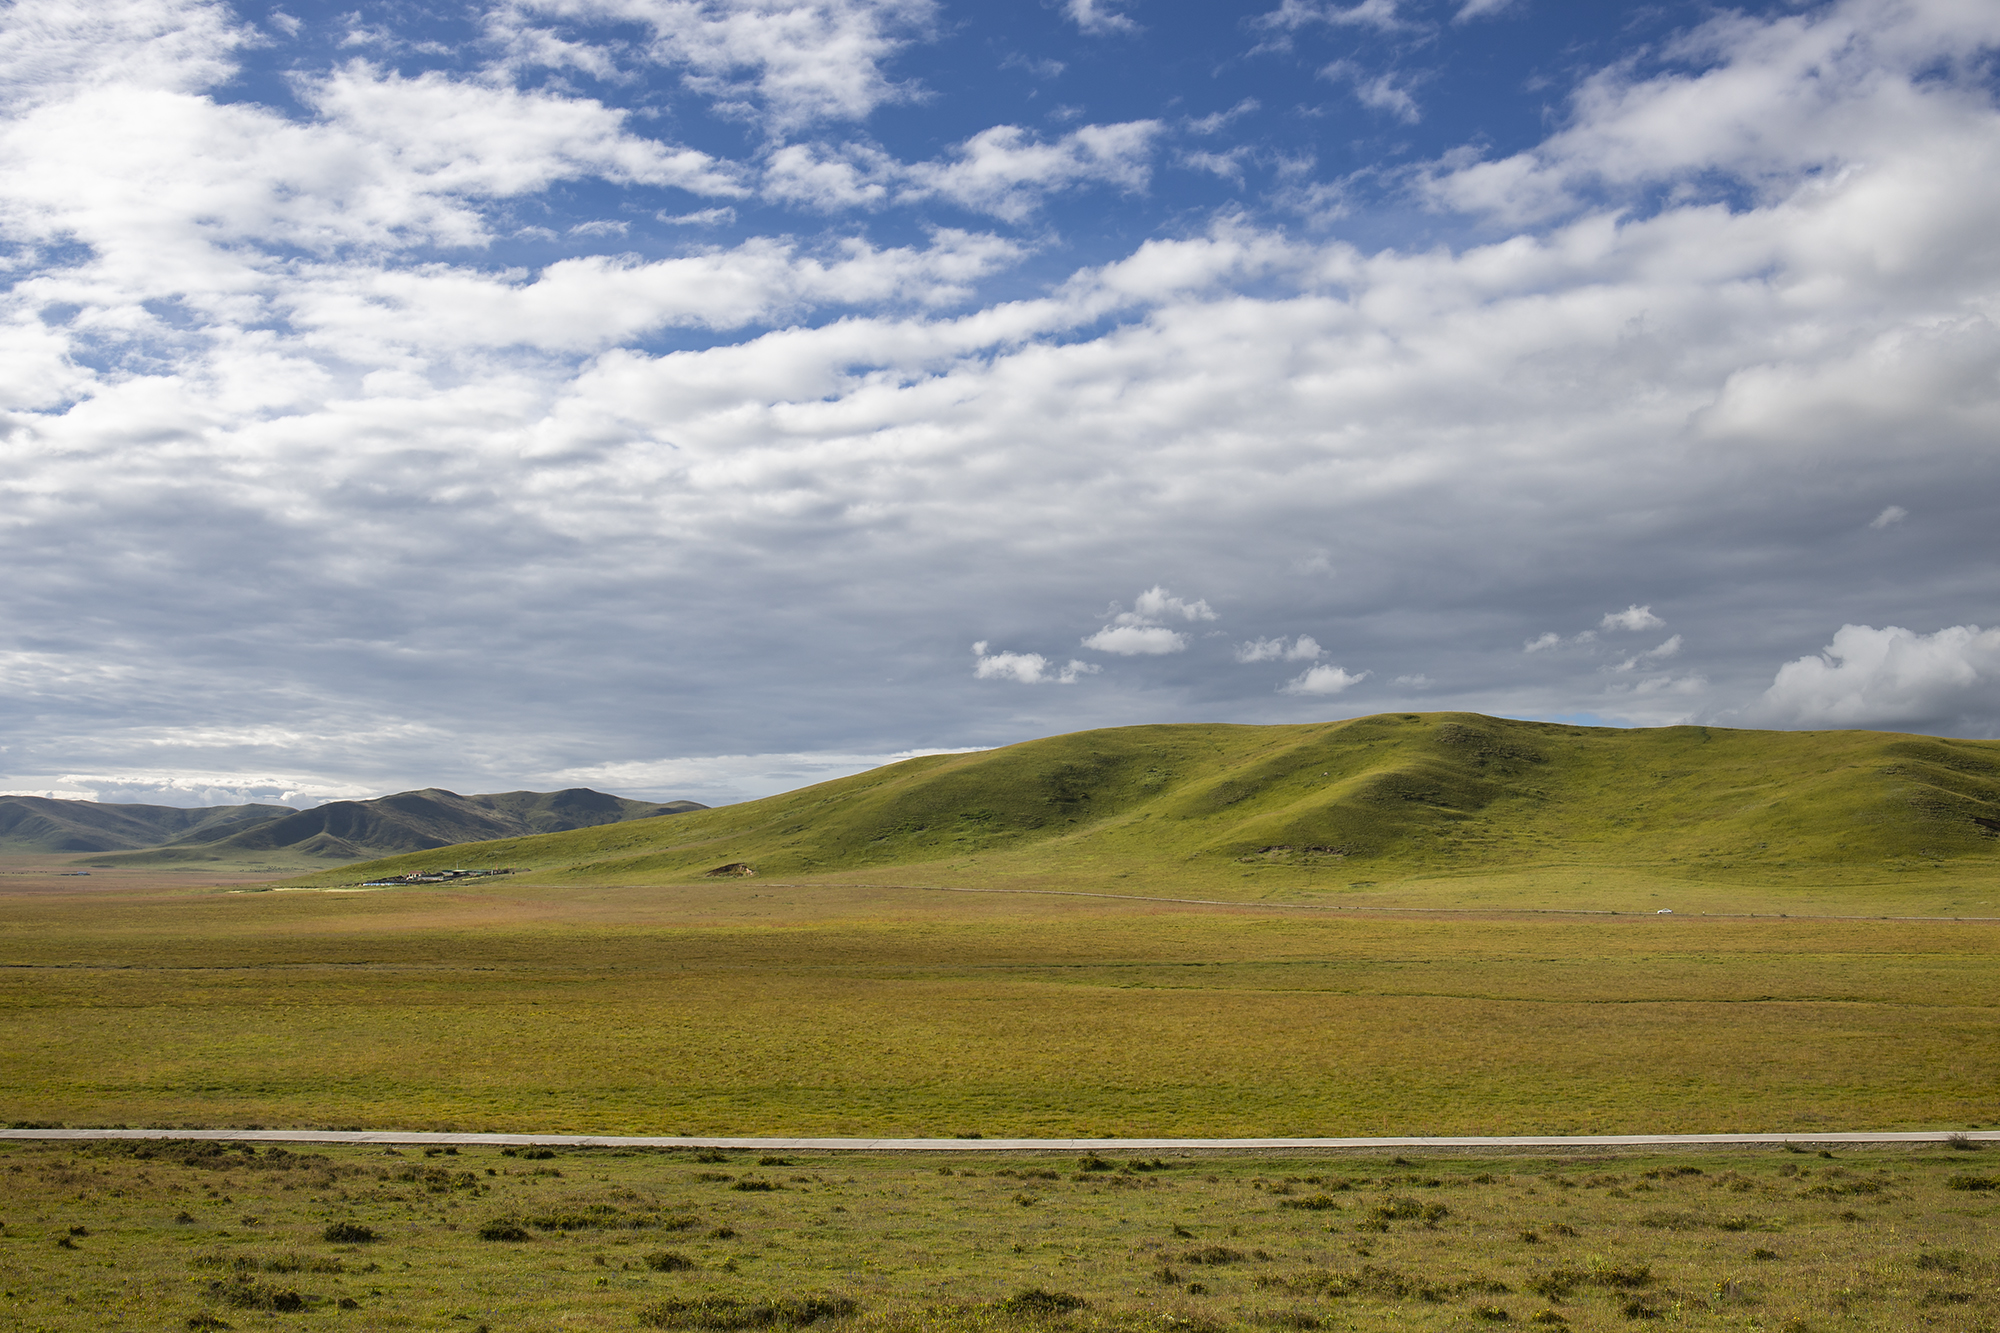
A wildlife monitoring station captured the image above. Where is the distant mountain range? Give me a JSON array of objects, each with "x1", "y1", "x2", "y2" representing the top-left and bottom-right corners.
[{"x1": 0, "y1": 789, "x2": 706, "y2": 863}]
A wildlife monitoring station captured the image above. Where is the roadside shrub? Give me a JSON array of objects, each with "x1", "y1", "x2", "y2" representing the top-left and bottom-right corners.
[
  {"x1": 1077, "y1": 1155, "x2": 1114, "y2": 1173},
  {"x1": 635, "y1": 1294, "x2": 857, "y2": 1329},
  {"x1": 320, "y1": 1221, "x2": 376, "y2": 1244},
  {"x1": 1944, "y1": 1133, "x2": 1981, "y2": 1151},
  {"x1": 996, "y1": 1288, "x2": 1087, "y2": 1315},
  {"x1": 477, "y1": 1219, "x2": 532, "y2": 1242},
  {"x1": 1179, "y1": 1246, "x2": 1246, "y2": 1265},
  {"x1": 1945, "y1": 1174, "x2": 1997, "y2": 1191},
  {"x1": 1366, "y1": 1198, "x2": 1447, "y2": 1226},
  {"x1": 206, "y1": 1278, "x2": 306, "y2": 1312}
]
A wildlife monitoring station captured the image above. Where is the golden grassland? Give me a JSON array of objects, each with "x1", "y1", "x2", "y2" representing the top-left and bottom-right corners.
[
  {"x1": 3, "y1": 1137, "x2": 1998, "y2": 1332},
  {"x1": 4, "y1": 873, "x2": 1996, "y2": 1136}
]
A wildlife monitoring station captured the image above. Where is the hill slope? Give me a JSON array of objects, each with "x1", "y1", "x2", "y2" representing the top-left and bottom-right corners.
[
  {"x1": 13, "y1": 789, "x2": 706, "y2": 864},
  {"x1": 0, "y1": 797, "x2": 295, "y2": 853},
  {"x1": 288, "y1": 713, "x2": 2000, "y2": 894}
]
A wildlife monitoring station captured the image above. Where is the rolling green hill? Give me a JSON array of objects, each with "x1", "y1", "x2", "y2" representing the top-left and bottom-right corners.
[
  {"x1": 281, "y1": 713, "x2": 2000, "y2": 899},
  {"x1": 24, "y1": 788, "x2": 706, "y2": 866}
]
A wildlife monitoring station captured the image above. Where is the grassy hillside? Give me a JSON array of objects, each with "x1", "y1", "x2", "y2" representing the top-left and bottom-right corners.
[
  {"x1": 280, "y1": 713, "x2": 2000, "y2": 900},
  {"x1": 0, "y1": 797, "x2": 296, "y2": 854},
  {"x1": 75, "y1": 788, "x2": 706, "y2": 868}
]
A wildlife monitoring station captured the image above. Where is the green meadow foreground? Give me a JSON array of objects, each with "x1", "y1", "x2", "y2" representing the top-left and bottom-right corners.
[
  {"x1": 3, "y1": 1137, "x2": 1998, "y2": 1332},
  {"x1": 2, "y1": 875, "x2": 1995, "y2": 1136}
]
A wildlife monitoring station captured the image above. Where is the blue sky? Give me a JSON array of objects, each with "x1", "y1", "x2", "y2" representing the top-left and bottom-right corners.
[{"x1": 3, "y1": 0, "x2": 1999, "y2": 808}]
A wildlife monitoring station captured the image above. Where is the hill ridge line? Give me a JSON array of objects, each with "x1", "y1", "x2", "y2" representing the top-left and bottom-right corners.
[{"x1": 5, "y1": 1128, "x2": 1995, "y2": 1151}]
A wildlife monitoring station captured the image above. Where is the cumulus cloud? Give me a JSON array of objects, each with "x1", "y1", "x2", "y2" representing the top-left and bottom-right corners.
[
  {"x1": 1256, "y1": 0, "x2": 1408, "y2": 34},
  {"x1": 904, "y1": 121, "x2": 1161, "y2": 220},
  {"x1": 500, "y1": 0, "x2": 937, "y2": 131},
  {"x1": 972, "y1": 641, "x2": 1100, "y2": 683},
  {"x1": 1524, "y1": 633, "x2": 1561, "y2": 653},
  {"x1": 762, "y1": 121, "x2": 1161, "y2": 218},
  {"x1": 1744, "y1": 624, "x2": 2000, "y2": 733},
  {"x1": 1064, "y1": 0, "x2": 1139, "y2": 37},
  {"x1": 1601, "y1": 605, "x2": 1665, "y2": 633},
  {"x1": 1870, "y1": 504, "x2": 1908, "y2": 529},
  {"x1": 1235, "y1": 634, "x2": 1322, "y2": 662},
  {"x1": 1080, "y1": 625, "x2": 1187, "y2": 656},
  {"x1": 1420, "y1": 0, "x2": 2000, "y2": 225},
  {"x1": 1320, "y1": 60, "x2": 1422, "y2": 124},
  {"x1": 1282, "y1": 664, "x2": 1369, "y2": 695},
  {"x1": 1119, "y1": 587, "x2": 1217, "y2": 625}
]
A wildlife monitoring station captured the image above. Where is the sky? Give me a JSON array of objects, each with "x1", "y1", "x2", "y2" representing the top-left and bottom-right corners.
[{"x1": 2, "y1": 0, "x2": 1999, "y2": 810}]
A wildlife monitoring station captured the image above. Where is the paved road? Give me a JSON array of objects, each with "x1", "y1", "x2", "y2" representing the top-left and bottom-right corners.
[{"x1": 4, "y1": 1128, "x2": 1994, "y2": 1152}]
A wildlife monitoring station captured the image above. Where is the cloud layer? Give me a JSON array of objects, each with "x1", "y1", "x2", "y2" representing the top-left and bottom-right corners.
[{"x1": 3, "y1": 0, "x2": 1999, "y2": 806}]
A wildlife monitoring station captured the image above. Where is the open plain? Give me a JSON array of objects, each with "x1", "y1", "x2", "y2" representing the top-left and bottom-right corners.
[{"x1": 6, "y1": 715, "x2": 1999, "y2": 1329}]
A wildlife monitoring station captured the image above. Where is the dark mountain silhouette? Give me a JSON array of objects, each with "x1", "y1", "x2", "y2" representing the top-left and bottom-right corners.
[{"x1": 0, "y1": 789, "x2": 705, "y2": 862}]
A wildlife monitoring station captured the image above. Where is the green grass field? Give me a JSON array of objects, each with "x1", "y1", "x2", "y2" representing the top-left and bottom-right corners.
[
  {"x1": 3, "y1": 1136, "x2": 1997, "y2": 1332},
  {"x1": 4, "y1": 877, "x2": 1995, "y2": 1136}
]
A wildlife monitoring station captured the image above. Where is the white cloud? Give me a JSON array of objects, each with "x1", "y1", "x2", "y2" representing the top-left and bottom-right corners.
[
  {"x1": 1524, "y1": 632, "x2": 1561, "y2": 653},
  {"x1": 1188, "y1": 98, "x2": 1259, "y2": 135},
  {"x1": 972, "y1": 641, "x2": 1099, "y2": 683},
  {"x1": 1453, "y1": 0, "x2": 1512, "y2": 19},
  {"x1": 0, "y1": 0, "x2": 252, "y2": 107},
  {"x1": 1081, "y1": 625, "x2": 1186, "y2": 656},
  {"x1": 1421, "y1": 0, "x2": 2000, "y2": 225},
  {"x1": 903, "y1": 121, "x2": 1160, "y2": 220},
  {"x1": 1079, "y1": 587, "x2": 1214, "y2": 655},
  {"x1": 1281, "y1": 664, "x2": 1369, "y2": 695},
  {"x1": 1320, "y1": 60, "x2": 1422, "y2": 124},
  {"x1": 1236, "y1": 634, "x2": 1321, "y2": 662},
  {"x1": 544, "y1": 745, "x2": 989, "y2": 805},
  {"x1": 762, "y1": 122, "x2": 1161, "y2": 218},
  {"x1": 1601, "y1": 605, "x2": 1665, "y2": 633},
  {"x1": 502, "y1": 0, "x2": 938, "y2": 131},
  {"x1": 1613, "y1": 634, "x2": 1683, "y2": 672},
  {"x1": 1257, "y1": 0, "x2": 1408, "y2": 34},
  {"x1": 1064, "y1": 0, "x2": 1139, "y2": 37},
  {"x1": 1745, "y1": 624, "x2": 2000, "y2": 732},
  {"x1": 1393, "y1": 673, "x2": 1432, "y2": 688},
  {"x1": 659, "y1": 206, "x2": 738, "y2": 225},
  {"x1": 1120, "y1": 586, "x2": 1217, "y2": 625},
  {"x1": 1870, "y1": 504, "x2": 1908, "y2": 529}
]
